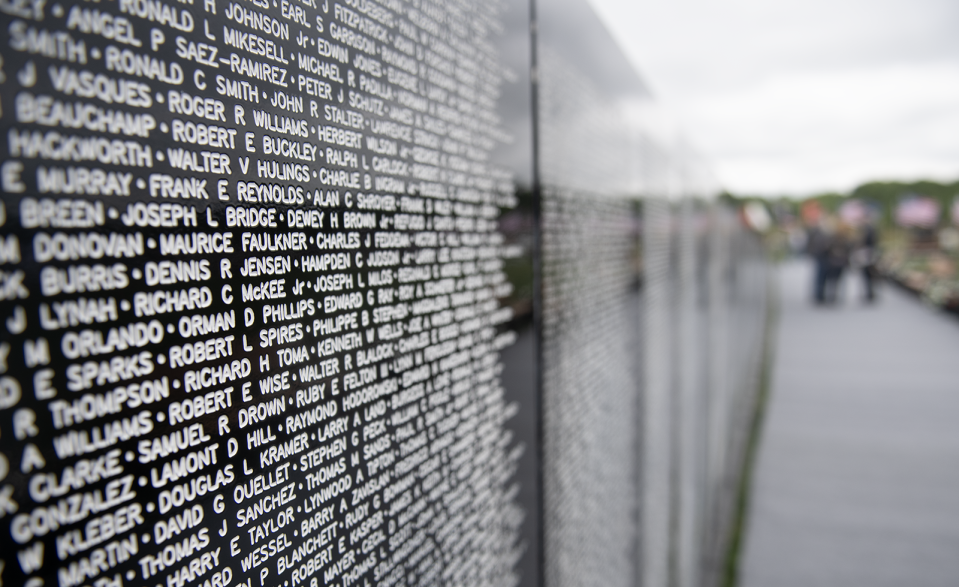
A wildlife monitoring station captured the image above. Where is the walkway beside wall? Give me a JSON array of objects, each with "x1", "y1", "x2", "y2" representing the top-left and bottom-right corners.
[{"x1": 740, "y1": 259, "x2": 959, "y2": 587}]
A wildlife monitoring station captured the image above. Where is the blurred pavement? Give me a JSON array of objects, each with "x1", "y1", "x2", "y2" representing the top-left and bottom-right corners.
[{"x1": 740, "y1": 258, "x2": 959, "y2": 587}]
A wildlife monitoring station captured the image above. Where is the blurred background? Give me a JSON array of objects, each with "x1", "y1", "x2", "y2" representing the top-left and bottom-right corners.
[
  {"x1": 588, "y1": 0, "x2": 959, "y2": 304},
  {"x1": 575, "y1": 1, "x2": 959, "y2": 586}
]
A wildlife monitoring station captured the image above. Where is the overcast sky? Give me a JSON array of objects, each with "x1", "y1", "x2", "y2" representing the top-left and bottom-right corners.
[{"x1": 587, "y1": 0, "x2": 959, "y2": 196}]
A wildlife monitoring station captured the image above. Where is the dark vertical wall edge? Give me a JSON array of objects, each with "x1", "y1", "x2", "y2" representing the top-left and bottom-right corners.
[{"x1": 527, "y1": 0, "x2": 545, "y2": 585}]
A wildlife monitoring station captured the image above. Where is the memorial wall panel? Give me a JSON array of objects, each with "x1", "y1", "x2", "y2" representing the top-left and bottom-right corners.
[
  {"x1": 0, "y1": 0, "x2": 772, "y2": 585},
  {"x1": 0, "y1": 0, "x2": 539, "y2": 585}
]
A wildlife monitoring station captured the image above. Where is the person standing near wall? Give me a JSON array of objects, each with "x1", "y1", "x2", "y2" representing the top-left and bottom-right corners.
[
  {"x1": 857, "y1": 218, "x2": 880, "y2": 302},
  {"x1": 823, "y1": 221, "x2": 854, "y2": 303},
  {"x1": 807, "y1": 218, "x2": 833, "y2": 303}
]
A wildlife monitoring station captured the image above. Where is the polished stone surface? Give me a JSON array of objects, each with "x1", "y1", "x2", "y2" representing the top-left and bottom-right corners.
[{"x1": 741, "y1": 259, "x2": 959, "y2": 587}]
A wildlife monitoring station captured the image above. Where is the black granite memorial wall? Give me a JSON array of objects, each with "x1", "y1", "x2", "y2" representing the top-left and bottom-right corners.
[{"x1": 0, "y1": 0, "x2": 768, "y2": 585}]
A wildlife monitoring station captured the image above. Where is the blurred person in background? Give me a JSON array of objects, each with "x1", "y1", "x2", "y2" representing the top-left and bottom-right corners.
[
  {"x1": 855, "y1": 215, "x2": 879, "y2": 302},
  {"x1": 808, "y1": 215, "x2": 853, "y2": 304},
  {"x1": 807, "y1": 215, "x2": 834, "y2": 304},
  {"x1": 824, "y1": 220, "x2": 853, "y2": 303}
]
